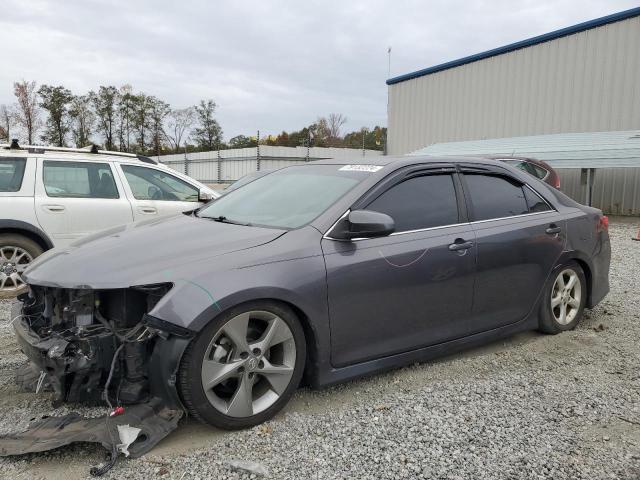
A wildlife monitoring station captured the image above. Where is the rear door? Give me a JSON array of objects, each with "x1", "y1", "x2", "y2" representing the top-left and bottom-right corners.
[
  {"x1": 115, "y1": 163, "x2": 201, "y2": 220},
  {"x1": 34, "y1": 159, "x2": 134, "y2": 246},
  {"x1": 460, "y1": 167, "x2": 565, "y2": 332},
  {"x1": 322, "y1": 167, "x2": 477, "y2": 367}
]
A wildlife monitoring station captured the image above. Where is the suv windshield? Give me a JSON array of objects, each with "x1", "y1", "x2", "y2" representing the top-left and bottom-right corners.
[{"x1": 198, "y1": 164, "x2": 375, "y2": 228}]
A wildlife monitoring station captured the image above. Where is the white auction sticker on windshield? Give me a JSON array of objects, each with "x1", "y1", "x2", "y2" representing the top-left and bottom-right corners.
[{"x1": 339, "y1": 165, "x2": 383, "y2": 172}]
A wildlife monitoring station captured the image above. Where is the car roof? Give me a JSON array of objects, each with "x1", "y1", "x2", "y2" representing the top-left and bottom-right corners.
[
  {"x1": 310, "y1": 154, "x2": 504, "y2": 168},
  {"x1": 0, "y1": 143, "x2": 159, "y2": 165}
]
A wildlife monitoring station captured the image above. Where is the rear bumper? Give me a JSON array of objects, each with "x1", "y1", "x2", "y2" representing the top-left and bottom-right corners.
[{"x1": 588, "y1": 234, "x2": 611, "y2": 309}]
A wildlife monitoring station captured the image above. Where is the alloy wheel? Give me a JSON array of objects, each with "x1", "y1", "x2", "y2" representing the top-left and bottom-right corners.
[
  {"x1": 0, "y1": 246, "x2": 33, "y2": 294},
  {"x1": 550, "y1": 269, "x2": 582, "y2": 325},
  {"x1": 200, "y1": 310, "x2": 296, "y2": 418}
]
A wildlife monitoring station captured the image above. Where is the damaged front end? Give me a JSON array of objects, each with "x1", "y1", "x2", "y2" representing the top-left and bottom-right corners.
[{"x1": 1, "y1": 283, "x2": 194, "y2": 463}]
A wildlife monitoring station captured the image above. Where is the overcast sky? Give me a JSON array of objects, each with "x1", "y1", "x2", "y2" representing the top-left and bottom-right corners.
[{"x1": 1, "y1": 0, "x2": 637, "y2": 140}]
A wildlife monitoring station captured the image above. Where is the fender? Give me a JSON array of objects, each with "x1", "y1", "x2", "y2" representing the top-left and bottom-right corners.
[{"x1": 0, "y1": 219, "x2": 54, "y2": 250}]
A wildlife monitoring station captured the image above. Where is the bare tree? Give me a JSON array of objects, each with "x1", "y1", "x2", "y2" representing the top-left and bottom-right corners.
[
  {"x1": 327, "y1": 113, "x2": 347, "y2": 145},
  {"x1": 0, "y1": 104, "x2": 11, "y2": 142},
  {"x1": 13, "y1": 80, "x2": 41, "y2": 144},
  {"x1": 165, "y1": 107, "x2": 195, "y2": 152}
]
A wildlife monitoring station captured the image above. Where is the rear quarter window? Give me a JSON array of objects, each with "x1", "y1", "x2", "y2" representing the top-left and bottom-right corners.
[{"x1": 0, "y1": 158, "x2": 27, "y2": 192}]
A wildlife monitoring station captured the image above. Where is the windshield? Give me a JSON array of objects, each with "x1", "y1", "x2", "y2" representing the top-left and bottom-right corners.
[{"x1": 198, "y1": 164, "x2": 375, "y2": 228}]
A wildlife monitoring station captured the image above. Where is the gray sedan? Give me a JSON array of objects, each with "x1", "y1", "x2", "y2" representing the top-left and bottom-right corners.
[{"x1": 10, "y1": 155, "x2": 610, "y2": 441}]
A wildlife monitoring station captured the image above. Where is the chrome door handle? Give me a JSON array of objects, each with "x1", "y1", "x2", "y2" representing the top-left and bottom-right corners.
[
  {"x1": 448, "y1": 239, "x2": 474, "y2": 251},
  {"x1": 43, "y1": 204, "x2": 65, "y2": 212},
  {"x1": 546, "y1": 225, "x2": 561, "y2": 235}
]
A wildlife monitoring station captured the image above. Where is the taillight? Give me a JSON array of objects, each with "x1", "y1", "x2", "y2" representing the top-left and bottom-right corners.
[{"x1": 597, "y1": 215, "x2": 609, "y2": 233}]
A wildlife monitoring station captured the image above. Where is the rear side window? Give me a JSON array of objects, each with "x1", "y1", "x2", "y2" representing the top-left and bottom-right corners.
[
  {"x1": 464, "y1": 174, "x2": 529, "y2": 221},
  {"x1": 365, "y1": 174, "x2": 459, "y2": 232},
  {"x1": 0, "y1": 158, "x2": 26, "y2": 192},
  {"x1": 43, "y1": 161, "x2": 119, "y2": 199}
]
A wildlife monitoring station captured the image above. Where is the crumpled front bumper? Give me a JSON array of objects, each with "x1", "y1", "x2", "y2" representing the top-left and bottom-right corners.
[{"x1": 3, "y1": 301, "x2": 192, "y2": 463}]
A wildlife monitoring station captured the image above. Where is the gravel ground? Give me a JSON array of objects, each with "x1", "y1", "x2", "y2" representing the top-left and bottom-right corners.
[{"x1": 0, "y1": 219, "x2": 639, "y2": 480}]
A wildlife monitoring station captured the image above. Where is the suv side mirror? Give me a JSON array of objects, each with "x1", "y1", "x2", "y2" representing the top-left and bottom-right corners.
[
  {"x1": 199, "y1": 188, "x2": 215, "y2": 202},
  {"x1": 331, "y1": 210, "x2": 395, "y2": 240}
]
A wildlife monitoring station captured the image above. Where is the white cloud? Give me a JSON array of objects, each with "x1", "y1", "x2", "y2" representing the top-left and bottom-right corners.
[{"x1": 0, "y1": 0, "x2": 636, "y2": 139}]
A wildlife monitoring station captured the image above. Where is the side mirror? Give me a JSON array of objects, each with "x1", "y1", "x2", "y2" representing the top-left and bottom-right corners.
[
  {"x1": 199, "y1": 188, "x2": 215, "y2": 202},
  {"x1": 331, "y1": 210, "x2": 395, "y2": 240}
]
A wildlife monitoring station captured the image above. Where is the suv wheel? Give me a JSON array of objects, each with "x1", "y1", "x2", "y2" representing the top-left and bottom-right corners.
[
  {"x1": 0, "y1": 234, "x2": 43, "y2": 299},
  {"x1": 178, "y1": 301, "x2": 306, "y2": 429}
]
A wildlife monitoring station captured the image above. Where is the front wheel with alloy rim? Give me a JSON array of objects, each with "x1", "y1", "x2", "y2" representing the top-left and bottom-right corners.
[
  {"x1": 0, "y1": 234, "x2": 43, "y2": 299},
  {"x1": 178, "y1": 301, "x2": 306, "y2": 429},
  {"x1": 538, "y1": 261, "x2": 587, "y2": 334}
]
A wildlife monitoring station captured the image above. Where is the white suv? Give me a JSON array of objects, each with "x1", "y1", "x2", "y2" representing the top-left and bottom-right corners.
[{"x1": 0, "y1": 142, "x2": 219, "y2": 298}]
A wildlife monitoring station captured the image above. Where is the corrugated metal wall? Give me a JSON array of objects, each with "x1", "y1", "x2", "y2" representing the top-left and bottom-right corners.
[
  {"x1": 557, "y1": 168, "x2": 640, "y2": 215},
  {"x1": 387, "y1": 15, "x2": 640, "y2": 155},
  {"x1": 158, "y1": 146, "x2": 383, "y2": 183}
]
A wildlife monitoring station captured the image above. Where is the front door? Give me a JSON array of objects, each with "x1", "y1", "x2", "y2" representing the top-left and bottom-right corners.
[
  {"x1": 34, "y1": 159, "x2": 134, "y2": 247},
  {"x1": 322, "y1": 170, "x2": 476, "y2": 367},
  {"x1": 116, "y1": 163, "x2": 201, "y2": 220}
]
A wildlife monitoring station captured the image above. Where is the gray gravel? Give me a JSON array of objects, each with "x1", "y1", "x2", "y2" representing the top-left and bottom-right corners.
[{"x1": 1, "y1": 219, "x2": 639, "y2": 480}]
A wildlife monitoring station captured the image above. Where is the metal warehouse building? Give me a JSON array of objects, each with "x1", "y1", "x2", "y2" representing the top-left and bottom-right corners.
[{"x1": 386, "y1": 7, "x2": 640, "y2": 155}]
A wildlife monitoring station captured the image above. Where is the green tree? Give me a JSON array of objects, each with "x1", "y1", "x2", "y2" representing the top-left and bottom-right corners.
[
  {"x1": 193, "y1": 99, "x2": 222, "y2": 151},
  {"x1": 132, "y1": 93, "x2": 153, "y2": 153},
  {"x1": 228, "y1": 134, "x2": 257, "y2": 149},
  {"x1": 148, "y1": 96, "x2": 170, "y2": 156},
  {"x1": 343, "y1": 126, "x2": 386, "y2": 151},
  {"x1": 38, "y1": 85, "x2": 73, "y2": 146},
  {"x1": 117, "y1": 84, "x2": 136, "y2": 152},
  {"x1": 68, "y1": 95, "x2": 94, "y2": 147},
  {"x1": 90, "y1": 86, "x2": 119, "y2": 150}
]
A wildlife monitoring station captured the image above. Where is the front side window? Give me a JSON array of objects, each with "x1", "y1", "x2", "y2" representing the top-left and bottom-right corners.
[
  {"x1": 198, "y1": 164, "x2": 371, "y2": 229},
  {"x1": 0, "y1": 158, "x2": 27, "y2": 192},
  {"x1": 365, "y1": 174, "x2": 459, "y2": 232},
  {"x1": 464, "y1": 174, "x2": 529, "y2": 221},
  {"x1": 121, "y1": 165, "x2": 199, "y2": 202},
  {"x1": 43, "y1": 161, "x2": 118, "y2": 199}
]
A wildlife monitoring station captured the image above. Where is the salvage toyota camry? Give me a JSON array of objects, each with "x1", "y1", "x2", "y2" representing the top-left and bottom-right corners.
[{"x1": 6, "y1": 156, "x2": 610, "y2": 451}]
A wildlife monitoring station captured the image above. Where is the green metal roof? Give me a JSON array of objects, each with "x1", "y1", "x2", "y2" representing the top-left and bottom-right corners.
[{"x1": 410, "y1": 131, "x2": 640, "y2": 169}]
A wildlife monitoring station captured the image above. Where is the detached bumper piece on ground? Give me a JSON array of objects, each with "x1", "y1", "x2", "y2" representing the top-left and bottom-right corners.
[{"x1": 0, "y1": 285, "x2": 192, "y2": 474}]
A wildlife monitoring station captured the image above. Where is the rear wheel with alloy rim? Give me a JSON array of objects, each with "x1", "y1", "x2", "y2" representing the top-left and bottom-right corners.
[
  {"x1": 179, "y1": 301, "x2": 306, "y2": 429},
  {"x1": 538, "y1": 261, "x2": 586, "y2": 334},
  {"x1": 0, "y1": 234, "x2": 43, "y2": 299}
]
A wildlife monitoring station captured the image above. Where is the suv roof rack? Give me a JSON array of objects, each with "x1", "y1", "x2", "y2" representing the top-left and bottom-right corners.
[{"x1": 0, "y1": 142, "x2": 158, "y2": 164}]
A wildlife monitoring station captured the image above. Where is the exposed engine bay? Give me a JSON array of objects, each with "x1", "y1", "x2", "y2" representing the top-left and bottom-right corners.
[
  {"x1": 15, "y1": 284, "x2": 172, "y2": 405},
  {"x1": 0, "y1": 284, "x2": 191, "y2": 474}
]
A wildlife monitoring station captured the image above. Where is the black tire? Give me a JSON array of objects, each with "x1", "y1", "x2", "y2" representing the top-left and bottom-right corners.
[
  {"x1": 538, "y1": 261, "x2": 587, "y2": 334},
  {"x1": 0, "y1": 233, "x2": 44, "y2": 299},
  {"x1": 178, "y1": 300, "x2": 306, "y2": 430}
]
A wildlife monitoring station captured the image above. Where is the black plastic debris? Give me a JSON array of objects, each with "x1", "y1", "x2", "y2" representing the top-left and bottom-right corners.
[{"x1": 0, "y1": 398, "x2": 182, "y2": 459}]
